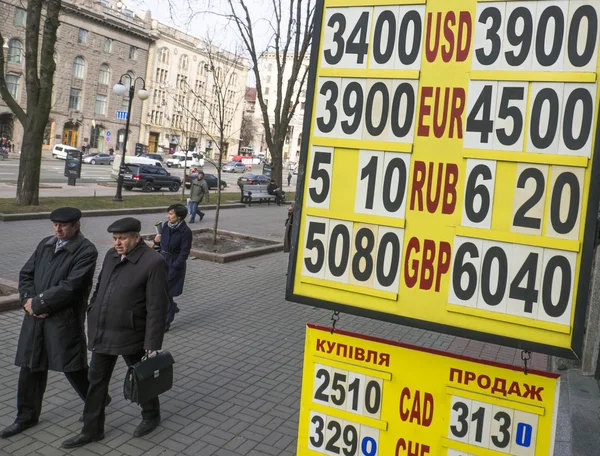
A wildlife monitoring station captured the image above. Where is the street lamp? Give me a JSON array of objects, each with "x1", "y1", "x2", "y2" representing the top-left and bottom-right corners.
[{"x1": 112, "y1": 74, "x2": 149, "y2": 201}]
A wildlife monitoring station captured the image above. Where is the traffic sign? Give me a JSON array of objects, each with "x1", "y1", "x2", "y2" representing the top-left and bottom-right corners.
[
  {"x1": 286, "y1": 0, "x2": 600, "y2": 358},
  {"x1": 116, "y1": 110, "x2": 128, "y2": 120},
  {"x1": 298, "y1": 325, "x2": 560, "y2": 456},
  {"x1": 106, "y1": 136, "x2": 110, "y2": 142},
  {"x1": 106, "y1": 131, "x2": 111, "y2": 137}
]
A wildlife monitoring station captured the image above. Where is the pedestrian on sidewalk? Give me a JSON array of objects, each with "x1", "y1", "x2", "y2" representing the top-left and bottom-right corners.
[
  {"x1": 62, "y1": 217, "x2": 169, "y2": 449},
  {"x1": 189, "y1": 171, "x2": 210, "y2": 223},
  {"x1": 287, "y1": 170, "x2": 292, "y2": 187},
  {"x1": 1, "y1": 207, "x2": 98, "y2": 439},
  {"x1": 154, "y1": 204, "x2": 192, "y2": 331},
  {"x1": 284, "y1": 202, "x2": 295, "y2": 253}
]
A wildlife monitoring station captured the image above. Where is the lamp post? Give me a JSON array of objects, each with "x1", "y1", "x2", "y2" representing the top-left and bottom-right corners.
[{"x1": 112, "y1": 74, "x2": 149, "y2": 201}]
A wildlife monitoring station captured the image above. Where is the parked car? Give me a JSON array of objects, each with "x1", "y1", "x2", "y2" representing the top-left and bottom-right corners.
[
  {"x1": 166, "y1": 151, "x2": 204, "y2": 168},
  {"x1": 52, "y1": 144, "x2": 79, "y2": 160},
  {"x1": 83, "y1": 153, "x2": 114, "y2": 165},
  {"x1": 237, "y1": 173, "x2": 271, "y2": 186},
  {"x1": 122, "y1": 164, "x2": 181, "y2": 192},
  {"x1": 184, "y1": 173, "x2": 228, "y2": 190},
  {"x1": 138, "y1": 153, "x2": 164, "y2": 163},
  {"x1": 222, "y1": 161, "x2": 247, "y2": 173},
  {"x1": 0, "y1": 147, "x2": 8, "y2": 160}
]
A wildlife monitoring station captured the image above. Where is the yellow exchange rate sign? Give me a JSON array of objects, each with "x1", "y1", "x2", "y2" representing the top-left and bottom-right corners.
[
  {"x1": 286, "y1": 0, "x2": 600, "y2": 358},
  {"x1": 297, "y1": 325, "x2": 560, "y2": 456}
]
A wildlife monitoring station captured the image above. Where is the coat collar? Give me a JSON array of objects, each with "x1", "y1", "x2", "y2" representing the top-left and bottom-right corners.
[
  {"x1": 111, "y1": 239, "x2": 147, "y2": 264},
  {"x1": 167, "y1": 220, "x2": 188, "y2": 232},
  {"x1": 45, "y1": 231, "x2": 86, "y2": 253}
]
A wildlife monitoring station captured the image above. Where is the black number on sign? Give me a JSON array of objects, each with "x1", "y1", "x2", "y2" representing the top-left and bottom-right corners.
[
  {"x1": 391, "y1": 83, "x2": 415, "y2": 139},
  {"x1": 509, "y1": 252, "x2": 539, "y2": 314},
  {"x1": 309, "y1": 152, "x2": 331, "y2": 204},
  {"x1": 373, "y1": 10, "x2": 395, "y2": 64},
  {"x1": 452, "y1": 242, "x2": 479, "y2": 301},
  {"x1": 476, "y1": 7, "x2": 502, "y2": 66},
  {"x1": 310, "y1": 414, "x2": 325, "y2": 447},
  {"x1": 376, "y1": 232, "x2": 401, "y2": 288},
  {"x1": 314, "y1": 368, "x2": 330, "y2": 402},
  {"x1": 550, "y1": 172, "x2": 580, "y2": 235},
  {"x1": 305, "y1": 222, "x2": 326, "y2": 274},
  {"x1": 542, "y1": 255, "x2": 572, "y2": 318},
  {"x1": 451, "y1": 401, "x2": 469, "y2": 438},
  {"x1": 330, "y1": 372, "x2": 347, "y2": 406},
  {"x1": 348, "y1": 378, "x2": 360, "y2": 411},
  {"x1": 496, "y1": 86, "x2": 525, "y2": 146},
  {"x1": 530, "y1": 88, "x2": 559, "y2": 149},
  {"x1": 352, "y1": 228, "x2": 375, "y2": 282},
  {"x1": 398, "y1": 10, "x2": 422, "y2": 65},
  {"x1": 346, "y1": 11, "x2": 370, "y2": 64},
  {"x1": 360, "y1": 155, "x2": 378, "y2": 210},
  {"x1": 365, "y1": 380, "x2": 382, "y2": 414},
  {"x1": 365, "y1": 83, "x2": 390, "y2": 137},
  {"x1": 513, "y1": 168, "x2": 545, "y2": 230},
  {"x1": 491, "y1": 411, "x2": 512, "y2": 449},
  {"x1": 328, "y1": 225, "x2": 350, "y2": 277},
  {"x1": 382, "y1": 158, "x2": 407, "y2": 213},
  {"x1": 466, "y1": 85, "x2": 494, "y2": 144},
  {"x1": 536, "y1": 6, "x2": 565, "y2": 67},
  {"x1": 341, "y1": 82, "x2": 364, "y2": 135},
  {"x1": 481, "y1": 247, "x2": 508, "y2": 306},
  {"x1": 317, "y1": 81, "x2": 338, "y2": 134},
  {"x1": 471, "y1": 407, "x2": 485, "y2": 443},
  {"x1": 505, "y1": 7, "x2": 533, "y2": 67},
  {"x1": 563, "y1": 88, "x2": 594, "y2": 152},
  {"x1": 324, "y1": 13, "x2": 346, "y2": 65},
  {"x1": 342, "y1": 424, "x2": 358, "y2": 456},
  {"x1": 464, "y1": 164, "x2": 492, "y2": 224},
  {"x1": 325, "y1": 420, "x2": 342, "y2": 454},
  {"x1": 568, "y1": 6, "x2": 598, "y2": 68}
]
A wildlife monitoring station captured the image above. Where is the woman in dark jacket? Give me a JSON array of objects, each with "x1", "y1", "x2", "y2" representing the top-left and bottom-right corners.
[{"x1": 154, "y1": 204, "x2": 192, "y2": 331}]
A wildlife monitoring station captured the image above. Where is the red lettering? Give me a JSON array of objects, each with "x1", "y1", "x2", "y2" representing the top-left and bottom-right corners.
[
  {"x1": 433, "y1": 88, "x2": 450, "y2": 138},
  {"x1": 442, "y1": 12, "x2": 456, "y2": 62},
  {"x1": 435, "y1": 242, "x2": 451, "y2": 292},
  {"x1": 410, "y1": 161, "x2": 460, "y2": 214},
  {"x1": 410, "y1": 390, "x2": 422, "y2": 425},
  {"x1": 417, "y1": 87, "x2": 433, "y2": 137},
  {"x1": 403, "y1": 238, "x2": 452, "y2": 291},
  {"x1": 425, "y1": 13, "x2": 441, "y2": 62},
  {"x1": 403, "y1": 238, "x2": 420, "y2": 289},
  {"x1": 426, "y1": 162, "x2": 443, "y2": 212},
  {"x1": 410, "y1": 160, "x2": 426, "y2": 211},
  {"x1": 399, "y1": 387, "x2": 411, "y2": 422},
  {"x1": 457, "y1": 12, "x2": 473, "y2": 61},
  {"x1": 420, "y1": 241, "x2": 436, "y2": 291},
  {"x1": 442, "y1": 163, "x2": 458, "y2": 214},
  {"x1": 449, "y1": 88, "x2": 465, "y2": 139},
  {"x1": 398, "y1": 388, "x2": 434, "y2": 427},
  {"x1": 395, "y1": 439, "x2": 431, "y2": 456}
]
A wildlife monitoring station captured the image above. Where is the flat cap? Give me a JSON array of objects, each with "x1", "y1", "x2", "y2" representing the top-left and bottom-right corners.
[
  {"x1": 50, "y1": 207, "x2": 81, "y2": 223},
  {"x1": 107, "y1": 217, "x2": 141, "y2": 233}
]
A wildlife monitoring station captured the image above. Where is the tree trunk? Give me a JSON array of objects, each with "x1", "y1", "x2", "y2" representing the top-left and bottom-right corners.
[
  {"x1": 212, "y1": 167, "x2": 222, "y2": 246},
  {"x1": 16, "y1": 121, "x2": 43, "y2": 206}
]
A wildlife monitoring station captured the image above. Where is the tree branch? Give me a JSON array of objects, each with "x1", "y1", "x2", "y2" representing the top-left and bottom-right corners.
[{"x1": 0, "y1": 30, "x2": 26, "y2": 125}]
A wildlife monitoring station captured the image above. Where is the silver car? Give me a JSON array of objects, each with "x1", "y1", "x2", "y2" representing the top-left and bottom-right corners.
[
  {"x1": 82, "y1": 153, "x2": 114, "y2": 165},
  {"x1": 222, "y1": 161, "x2": 247, "y2": 173}
]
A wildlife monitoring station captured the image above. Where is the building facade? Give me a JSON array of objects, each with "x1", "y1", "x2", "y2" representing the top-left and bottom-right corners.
[
  {"x1": 0, "y1": 0, "x2": 154, "y2": 154},
  {"x1": 139, "y1": 20, "x2": 248, "y2": 160},
  {"x1": 252, "y1": 52, "x2": 310, "y2": 162}
]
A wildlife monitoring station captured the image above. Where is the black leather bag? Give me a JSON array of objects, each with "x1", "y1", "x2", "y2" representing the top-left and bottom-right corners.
[{"x1": 123, "y1": 351, "x2": 175, "y2": 404}]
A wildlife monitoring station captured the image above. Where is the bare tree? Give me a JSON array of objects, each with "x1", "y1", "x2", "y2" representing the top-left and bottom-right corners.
[
  {"x1": 161, "y1": 0, "x2": 314, "y2": 188},
  {"x1": 168, "y1": 40, "x2": 247, "y2": 245},
  {"x1": 0, "y1": 0, "x2": 62, "y2": 205}
]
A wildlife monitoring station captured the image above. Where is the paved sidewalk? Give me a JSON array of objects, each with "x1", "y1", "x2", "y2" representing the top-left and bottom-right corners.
[{"x1": 0, "y1": 206, "x2": 555, "y2": 455}]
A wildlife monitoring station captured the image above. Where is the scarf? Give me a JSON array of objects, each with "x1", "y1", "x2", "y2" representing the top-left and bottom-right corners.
[{"x1": 167, "y1": 220, "x2": 182, "y2": 230}]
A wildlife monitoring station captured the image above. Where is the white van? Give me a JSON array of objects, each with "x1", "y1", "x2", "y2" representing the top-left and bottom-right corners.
[
  {"x1": 52, "y1": 144, "x2": 79, "y2": 160},
  {"x1": 111, "y1": 154, "x2": 163, "y2": 180},
  {"x1": 166, "y1": 151, "x2": 205, "y2": 168}
]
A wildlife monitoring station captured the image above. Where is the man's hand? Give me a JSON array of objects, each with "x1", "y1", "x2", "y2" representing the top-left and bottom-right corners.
[
  {"x1": 154, "y1": 235, "x2": 161, "y2": 243},
  {"x1": 145, "y1": 349, "x2": 155, "y2": 355},
  {"x1": 23, "y1": 299, "x2": 33, "y2": 316},
  {"x1": 36, "y1": 314, "x2": 49, "y2": 319}
]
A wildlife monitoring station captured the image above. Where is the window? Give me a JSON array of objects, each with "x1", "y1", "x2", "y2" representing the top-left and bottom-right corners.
[
  {"x1": 95, "y1": 94, "x2": 107, "y2": 115},
  {"x1": 78, "y1": 29, "x2": 88, "y2": 44},
  {"x1": 6, "y1": 74, "x2": 19, "y2": 98},
  {"x1": 14, "y1": 8, "x2": 26, "y2": 27},
  {"x1": 267, "y1": 63, "x2": 273, "y2": 72},
  {"x1": 72, "y1": 57, "x2": 85, "y2": 79},
  {"x1": 104, "y1": 38, "x2": 112, "y2": 53},
  {"x1": 266, "y1": 75, "x2": 271, "y2": 83},
  {"x1": 301, "y1": 102, "x2": 305, "y2": 110},
  {"x1": 69, "y1": 88, "x2": 81, "y2": 110},
  {"x1": 98, "y1": 64, "x2": 110, "y2": 85},
  {"x1": 7, "y1": 39, "x2": 23, "y2": 64},
  {"x1": 160, "y1": 48, "x2": 170, "y2": 64},
  {"x1": 129, "y1": 46, "x2": 137, "y2": 60},
  {"x1": 179, "y1": 55, "x2": 189, "y2": 72},
  {"x1": 265, "y1": 87, "x2": 270, "y2": 95}
]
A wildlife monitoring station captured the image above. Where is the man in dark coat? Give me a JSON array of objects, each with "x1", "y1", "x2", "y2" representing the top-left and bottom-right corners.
[
  {"x1": 62, "y1": 217, "x2": 169, "y2": 449},
  {"x1": 154, "y1": 204, "x2": 192, "y2": 331},
  {"x1": 1, "y1": 207, "x2": 98, "y2": 439}
]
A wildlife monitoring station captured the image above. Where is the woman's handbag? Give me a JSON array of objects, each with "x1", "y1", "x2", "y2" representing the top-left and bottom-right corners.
[{"x1": 123, "y1": 351, "x2": 175, "y2": 404}]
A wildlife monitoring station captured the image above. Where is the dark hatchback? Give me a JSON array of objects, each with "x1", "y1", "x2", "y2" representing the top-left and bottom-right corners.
[
  {"x1": 122, "y1": 164, "x2": 181, "y2": 192},
  {"x1": 185, "y1": 173, "x2": 228, "y2": 190},
  {"x1": 237, "y1": 173, "x2": 270, "y2": 186}
]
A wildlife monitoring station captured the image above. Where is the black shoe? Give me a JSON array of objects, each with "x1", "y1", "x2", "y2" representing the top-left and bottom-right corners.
[
  {"x1": 0, "y1": 420, "x2": 38, "y2": 438},
  {"x1": 133, "y1": 417, "x2": 161, "y2": 437},
  {"x1": 199, "y1": 213, "x2": 204, "y2": 222},
  {"x1": 174, "y1": 305, "x2": 180, "y2": 314},
  {"x1": 79, "y1": 394, "x2": 112, "y2": 422},
  {"x1": 61, "y1": 433, "x2": 105, "y2": 449}
]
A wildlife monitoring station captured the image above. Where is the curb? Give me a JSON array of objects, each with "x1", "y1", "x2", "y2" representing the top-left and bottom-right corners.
[
  {"x1": 0, "y1": 202, "x2": 247, "y2": 222},
  {"x1": 0, "y1": 278, "x2": 20, "y2": 313}
]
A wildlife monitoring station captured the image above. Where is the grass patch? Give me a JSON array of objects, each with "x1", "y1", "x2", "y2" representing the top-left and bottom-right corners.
[{"x1": 0, "y1": 192, "x2": 296, "y2": 214}]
